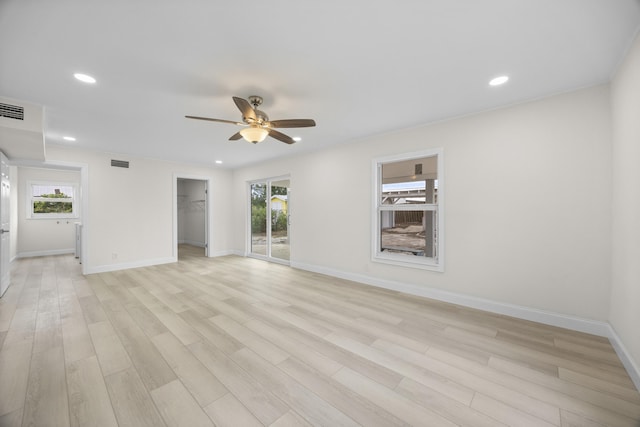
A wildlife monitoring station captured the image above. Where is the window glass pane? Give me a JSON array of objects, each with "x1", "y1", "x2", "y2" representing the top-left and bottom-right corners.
[
  {"x1": 33, "y1": 201, "x2": 73, "y2": 214},
  {"x1": 270, "y1": 182, "x2": 289, "y2": 261},
  {"x1": 32, "y1": 185, "x2": 74, "y2": 198},
  {"x1": 380, "y1": 210, "x2": 437, "y2": 258},
  {"x1": 250, "y1": 183, "x2": 267, "y2": 255},
  {"x1": 381, "y1": 156, "x2": 437, "y2": 205}
]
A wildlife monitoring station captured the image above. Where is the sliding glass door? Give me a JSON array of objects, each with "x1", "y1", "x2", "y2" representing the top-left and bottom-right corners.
[{"x1": 250, "y1": 178, "x2": 290, "y2": 262}]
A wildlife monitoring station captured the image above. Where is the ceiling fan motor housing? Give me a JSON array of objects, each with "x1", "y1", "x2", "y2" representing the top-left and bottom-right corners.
[{"x1": 186, "y1": 95, "x2": 316, "y2": 145}]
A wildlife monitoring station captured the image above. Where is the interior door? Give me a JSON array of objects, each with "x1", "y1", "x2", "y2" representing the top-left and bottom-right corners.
[{"x1": 0, "y1": 152, "x2": 10, "y2": 297}]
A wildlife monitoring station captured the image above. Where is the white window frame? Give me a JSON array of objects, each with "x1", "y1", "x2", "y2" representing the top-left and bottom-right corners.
[
  {"x1": 372, "y1": 148, "x2": 444, "y2": 271},
  {"x1": 27, "y1": 180, "x2": 79, "y2": 219}
]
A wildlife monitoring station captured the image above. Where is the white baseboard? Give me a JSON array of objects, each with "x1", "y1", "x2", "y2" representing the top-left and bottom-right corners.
[
  {"x1": 17, "y1": 248, "x2": 75, "y2": 258},
  {"x1": 606, "y1": 325, "x2": 640, "y2": 391},
  {"x1": 85, "y1": 257, "x2": 176, "y2": 274},
  {"x1": 291, "y1": 260, "x2": 610, "y2": 336},
  {"x1": 181, "y1": 240, "x2": 206, "y2": 248},
  {"x1": 290, "y1": 260, "x2": 639, "y2": 390},
  {"x1": 208, "y1": 250, "x2": 236, "y2": 257}
]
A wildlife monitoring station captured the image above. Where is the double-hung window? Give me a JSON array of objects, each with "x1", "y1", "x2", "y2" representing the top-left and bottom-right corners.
[
  {"x1": 27, "y1": 181, "x2": 79, "y2": 219},
  {"x1": 373, "y1": 148, "x2": 443, "y2": 271}
]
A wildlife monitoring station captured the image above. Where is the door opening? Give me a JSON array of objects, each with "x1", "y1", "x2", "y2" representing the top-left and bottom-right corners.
[
  {"x1": 250, "y1": 177, "x2": 290, "y2": 263},
  {"x1": 176, "y1": 177, "x2": 208, "y2": 259}
]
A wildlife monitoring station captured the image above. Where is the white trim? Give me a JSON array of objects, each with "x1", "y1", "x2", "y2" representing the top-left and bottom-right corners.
[
  {"x1": 181, "y1": 240, "x2": 206, "y2": 248},
  {"x1": 607, "y1": 325, "x2": 640, "y2": 391},
  {"x1": 291, "y1": 259, "x2": 640, "y2": 390},
  {"x1": 291, "y1": 260, "x2": 611, "y2": 336},
  {"x1": 12, "y1": 159, "x2": 89, "y2": 274},
  {"x1": 85, "y1": 256, "x2": 176, "y2": 274},
  {"x1": 247, "y1": 175, "x2": 291, "y2": 263},
  {"x1": 372, "y1": 148, "x2": 444, "y2": 272},
  {"x1": 26, "y1": 180, "x2": 79, "y2": 220},
  {"x1": 16, "y1": 248, "x2": 75, "y2": 258},
  {"x1": 173, "y1": 174, "x2": 213, "y2": 259},
  {"x1": 248, "y1": 252, "x2": 290, "y2": 266},
  {"x1": 209, "y1": 249, "x2": 236, "y2": 257}
]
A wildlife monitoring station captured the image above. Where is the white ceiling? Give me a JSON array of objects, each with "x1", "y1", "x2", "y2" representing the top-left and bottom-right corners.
[{"x1": 1, "y1": 0, "x2": 639, "y2": 169}]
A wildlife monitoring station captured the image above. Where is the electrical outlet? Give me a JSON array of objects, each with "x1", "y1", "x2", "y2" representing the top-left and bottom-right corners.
[{"x1": 112, "y1": 253, "x2": 118, "y2": 260}]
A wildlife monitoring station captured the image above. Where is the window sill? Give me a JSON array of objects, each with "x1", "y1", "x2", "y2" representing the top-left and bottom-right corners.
[
  {"x1": 28, "y1": 214, "x2": 79, "y2": 220},
  {"x1": 373, "y1": 253, "x2": 444, "y2": 272}
]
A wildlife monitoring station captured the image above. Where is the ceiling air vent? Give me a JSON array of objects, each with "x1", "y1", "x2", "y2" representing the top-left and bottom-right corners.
[
  {"x1": 0, "y1": 102, "x2": 24, "y2": 120},
  {"x1": 111, "y1": 159, "x2": 130, "y2": 168}
]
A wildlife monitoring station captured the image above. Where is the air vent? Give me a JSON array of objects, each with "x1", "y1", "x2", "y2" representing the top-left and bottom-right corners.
[
  {"x1": 0, "y1": 103, "x2": 24, "y2": 120},
  {"x1": 415, "y1": 163, "x2": 422, "y2": 175},
  {"x1": 111, "y1": 159, "x2": 130, "y2": 168}
]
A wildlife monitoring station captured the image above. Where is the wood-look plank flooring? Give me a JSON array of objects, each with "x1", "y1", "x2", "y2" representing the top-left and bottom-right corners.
[{"x1": 0, "y1": 244, "x2": 639, "y2": 426}]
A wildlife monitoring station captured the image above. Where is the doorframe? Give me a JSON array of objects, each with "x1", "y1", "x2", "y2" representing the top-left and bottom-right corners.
[
  {"x1": 247, "y1": 174, "x2": 291, "y2": 265},
  {"x1": 10, "y1": 159, "x2": 89, "y2": 274},
  {"x1": 172, "y1": 173, "x2": 212, "y2": 259}
]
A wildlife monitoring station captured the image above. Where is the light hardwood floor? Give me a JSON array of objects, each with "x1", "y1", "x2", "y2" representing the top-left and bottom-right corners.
[{"x1": 0, "y1": 245, "x2": 639, "y2": 426}]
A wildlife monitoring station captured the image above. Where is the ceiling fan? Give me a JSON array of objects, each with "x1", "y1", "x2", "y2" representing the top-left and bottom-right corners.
[{"x1": 185, "y1": 96, "x2": 316, "y2": 144}]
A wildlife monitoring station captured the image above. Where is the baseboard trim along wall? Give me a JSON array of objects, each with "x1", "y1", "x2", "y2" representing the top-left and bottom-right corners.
[
  {"x1": 291, "y1": 260, "x2": 640, "y2": 391},
  {"x1": 85, "y1": 257, "x2": 177, "y2": 274},
  {"x1": 17, "y1": 248, "x2": 75, "y2": 258},
  {"x1": 208, "y1": 249, "x2": 236, "y2": 257},
  {"x1": 607, "y1": 325, "x2": 640, "y2": 391},
  {"x1": 179, "y1": 240, "x2": 206, "y2": 248}
]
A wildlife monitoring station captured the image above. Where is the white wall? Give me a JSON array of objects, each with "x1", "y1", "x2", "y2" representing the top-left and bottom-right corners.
[
  {"x1": 177, "y1": 179, "x2": 206, "y2": 247},
  {"x1": 232, "y1": 84, "x2": 612, "y2": 322},
  {"x1": 610, "y1": 32, "x2": 640, "y2": 383},
  {"x1": 16, "y1": 166, "x2": 80, "y2": 257},
  {"x1": 45, "y1": 146, "x2": 232, "y2": 272}
]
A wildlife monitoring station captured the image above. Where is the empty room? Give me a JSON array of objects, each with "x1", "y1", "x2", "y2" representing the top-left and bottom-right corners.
[{"x1": 1, "y1": 1, "x2": 640, "y2": 426}]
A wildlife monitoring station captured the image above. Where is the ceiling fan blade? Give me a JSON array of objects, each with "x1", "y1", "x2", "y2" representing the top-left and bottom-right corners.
[
  {"x1": 229, "y1": 132, "x2": 243, "y2": 141},
  {"x1": 185, "y1": 115, "x2": 244, "y2": 126},
  {"x1": 268, "y1": 129, "x2": 296, "y2": 144},
  {"x1": 232, "y1": 97, "x2": 256, "y2": 122},
  {"x1": 268, "y1": 119, "x2": 316, "y2": 128}
]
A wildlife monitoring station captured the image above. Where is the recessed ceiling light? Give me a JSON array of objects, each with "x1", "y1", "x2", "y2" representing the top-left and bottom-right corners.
[
  {"x1": 293, "y1": 137, "x2": 302, "y2": 142},
  {"x1": 489, "y1": 75, "x2": 509, "y2": 86},
  {"x1": 74, "y1": 73, "x2": 96, "y2": 84},
  {"x1": 215, "y1": 160, "x2": 223, "y2": 164},
  {"x1": 63, "y1": 136, "x2": 76, "y2": 141}
]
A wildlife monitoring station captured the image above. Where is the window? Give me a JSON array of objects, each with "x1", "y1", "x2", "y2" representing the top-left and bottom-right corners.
[
  {"x1": 27, "y1": 181, "x2": 79, "y2": 219},
  {"x1": 373, "y1": 148, "x2": 443, "y2": 271}
]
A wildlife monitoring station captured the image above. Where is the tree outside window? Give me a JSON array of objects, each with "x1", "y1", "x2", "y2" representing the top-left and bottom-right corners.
[{"x1": 28, "y1": 182, "x2": 78, "y2": 219}]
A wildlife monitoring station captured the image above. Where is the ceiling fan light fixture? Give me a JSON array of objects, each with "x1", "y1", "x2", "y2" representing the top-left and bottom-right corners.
[{"x1": 240, "y1": 127, "x2": 269, "y2": 143}]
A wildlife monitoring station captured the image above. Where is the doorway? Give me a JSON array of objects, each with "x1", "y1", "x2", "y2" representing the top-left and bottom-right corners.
[
  {"x1": 249, "y1": 177, "x2": 290, "y2": 263},
  {"x1": 176, "y1": 177, "x2": 208, "y2": 258}
]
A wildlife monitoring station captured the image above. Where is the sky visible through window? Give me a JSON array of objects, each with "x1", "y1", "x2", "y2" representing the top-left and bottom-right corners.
[
  {"x1": 32, "y1": 184, "x2": 73, "y2": 197},
  {"x1": 382, "y1": 180, "x2": 438, "y2": 192}
]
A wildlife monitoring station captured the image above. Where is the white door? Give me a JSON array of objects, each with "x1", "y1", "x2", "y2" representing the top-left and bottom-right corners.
[
  {"x1": 249, "y1": 177, "x2": 290, "y2": 263},
  {"x1": 0, "y1": 152, "x2": 10, "y2": 297}
]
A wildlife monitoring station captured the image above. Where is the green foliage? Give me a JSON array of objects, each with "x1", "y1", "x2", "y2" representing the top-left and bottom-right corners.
[
  {"x1": 272, "y1": 210, "x2": 288, "y2": 232},
  {"x1": 36, "y1": 192, "x2": 70, "y2": 198},
  {"x1": 33, "y1": 201, "x2": 73, "y2": 214},
  {"x1": 251, "y1": 205, "x2": 267, "y2": 233},
  {"x1": 251, "y1": 183, "x2": 289, "y2": 234},
  {"x1": 33, "y1": 192, "x2": 73, "y2": 214},
  {"x1": 251, "y1": 184, "x2": 288, "y2": 207}
]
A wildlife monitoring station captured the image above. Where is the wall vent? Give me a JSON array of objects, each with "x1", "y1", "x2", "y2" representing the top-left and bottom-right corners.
[
  {"x1": 111, "y1": 159, "x2": 130, "y2": 168},
  {"x1": 415, "y1": 163, "x2": 423, "y2": 175},
  {"x1": 0, "y1": 102, "x2": 24, "y2": 120}
]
